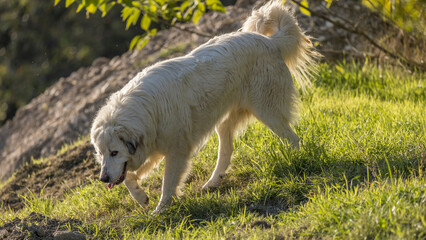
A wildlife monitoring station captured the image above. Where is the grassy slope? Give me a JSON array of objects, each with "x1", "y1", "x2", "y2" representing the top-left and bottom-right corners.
[{"x1": 0, "y1": 61, "x2": 425, "y2": 239}]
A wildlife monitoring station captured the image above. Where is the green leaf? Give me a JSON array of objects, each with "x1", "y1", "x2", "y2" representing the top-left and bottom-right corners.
[
  {"x1": 124, "y1": 8, "x2": 141, "y2": 29},
  {"x1": 325, "y1": 0, "x2": 333, "y2": 8},
  {"x1": 86, "y1": 4, "x2": 98, "y2": 14},
  {"x1": 130, "y1": 34, "x2": 150, "y2": 50},
  {"x1": 65, "y1": 0, "x2": 75, "y2": 8},
  {"x1": 192, "y1": 9, "x2": 203, "y2": 24},
  {"x1": 206, "y1": 0, "x2": 226, "y2": 12},
  {"x1": 54, "y1": 0, "x2": 61, "y2": 6},
  {"x1": 299, "y1": 0, "x2": 311, "y2": 16},
  {"x1": 180, "y1": 1, "x2": 191, "y2": 13},
  {"x1": 141, "y1": 14, "x2": 151, "y2": 31},
  {"x1": 136, "y1": 36, "x2": 150, "y2": 50},
  {"x1": 76, "y1": 3, "x2": 85, "y2": 13},
  {"x1": 99, "y1": 2, "x2": 115, "y2": 17},
  {"x1": 121, "y1": 7, "x2": 132, "y2": 20},
  {"x1": 148, "y1": 28, "x2": 157, "y2": 36},
  {"x1": 149, "y1": 4, "x2": 157, "y2": 13},
  {"x1": 130, "y1": 35, "x2": 141, "y2": 50},
  {"x1": 132, "y1": 1, "x2": 142, "y2": 9},
  {"x1": 206, "y1": 0, "x2": 217, "y2": 6},
  {"x1": 197, "y1": 2, "x2": 206, "y2": 12},
  {"x1": 209, "y1": 4, "x2": 225, "y2": 12},
  {"x1": 130, "y1": 8, "x2": 141, "y2": 24}
]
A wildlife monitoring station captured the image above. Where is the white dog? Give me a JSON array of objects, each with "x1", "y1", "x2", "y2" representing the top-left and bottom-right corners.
[{"x1": 91, "y1": 0, "x2": 317, "y2": 214}]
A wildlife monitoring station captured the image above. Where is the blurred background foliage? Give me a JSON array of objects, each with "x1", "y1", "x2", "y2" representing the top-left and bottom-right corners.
[
  {"x1": 0, "y1": 0, "x2": 141, "y2": 125},
  {"x1": 362, "y1": 0, "x2": 425, "y2": 37},
  {"x1": 56, "y1": 0, "x2": 226, "y2": 50}
]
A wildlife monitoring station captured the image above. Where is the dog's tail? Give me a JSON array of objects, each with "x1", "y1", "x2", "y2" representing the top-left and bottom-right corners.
[{"x1": 242, "y1": 0, "x2": 319, "y2": 90}]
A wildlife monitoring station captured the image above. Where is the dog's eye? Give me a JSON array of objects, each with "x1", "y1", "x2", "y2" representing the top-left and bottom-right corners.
[{"x1": 110, "y1": 151, "x2": 118, "y2": 157}]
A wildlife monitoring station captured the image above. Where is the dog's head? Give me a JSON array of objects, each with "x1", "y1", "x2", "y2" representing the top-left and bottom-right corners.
[{"x1": 91, "y1": 124, "x2": 139, "y2": 189}]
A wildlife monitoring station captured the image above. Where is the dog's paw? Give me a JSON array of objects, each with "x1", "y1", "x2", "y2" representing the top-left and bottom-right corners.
[
  {"x1": 150, "y1": 201, "x2": 170, "y2": 215},
  {"x1": 130, "y1": 189, "x2": 149, "y2": 207},
  {"x1": 202, "y1": 174, "x2": 225, "y2": 190},
  {"x1": 201, "y1": 182, "x2": 218, "y2": 190},
  {"x1": 150, "y1": 209, "x2": 161, "y2": 216}
]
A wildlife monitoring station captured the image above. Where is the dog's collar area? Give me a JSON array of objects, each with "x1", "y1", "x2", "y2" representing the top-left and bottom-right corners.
[{"x1": 107, "y1": 161, "x2": 127, "y2": 189}]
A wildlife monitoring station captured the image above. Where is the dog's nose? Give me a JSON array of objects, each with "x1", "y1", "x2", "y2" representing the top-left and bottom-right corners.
[{"x1": 100, "y1": 174, "x2": 110, "y2": 183}]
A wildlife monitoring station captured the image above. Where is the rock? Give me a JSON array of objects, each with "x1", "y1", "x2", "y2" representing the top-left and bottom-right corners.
[
  {"x1": 17, "y1": 222, "x2": 46, "y2": 238},
  {"x1": 30, "y1": 224, "x2": 46, "y2": 237}
]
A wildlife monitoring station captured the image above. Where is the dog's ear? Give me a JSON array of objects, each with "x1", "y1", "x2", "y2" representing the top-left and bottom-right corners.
[
  {"x1": 114, "y1": 126, "x2": 139, "y2": 155},
  {"x1": 125, "y1": 135, "x2": 146, "y2": 155},
  {"x1": 125, "y1": 141, "x2": 137, "y2": 155}
]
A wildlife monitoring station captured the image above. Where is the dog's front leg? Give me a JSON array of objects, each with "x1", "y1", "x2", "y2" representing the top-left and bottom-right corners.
[
  {"x1": 124, "y1": 171, "x2": 149, "y2": 207},
  {"x1": 151, "y1": 151, "x2": 191, "y2": 215}
]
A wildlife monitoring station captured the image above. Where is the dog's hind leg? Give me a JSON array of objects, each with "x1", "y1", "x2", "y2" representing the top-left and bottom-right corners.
[
  {"x1": 202, "y1": 110, "x2": 251, "y2": 190},
  {"x1": 249, "y1": 71, "x2": 301, "y2": 149},
  {"x1": 253, "y1": 108, "x2": 300, "y2": 150}
]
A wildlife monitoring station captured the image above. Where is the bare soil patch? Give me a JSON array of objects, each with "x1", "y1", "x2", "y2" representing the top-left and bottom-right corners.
[
  {"x1": 0, "y1": 212, "x2": 84, "y2": 240},
  {"x1": 0, "y1": 141, "x2": 98, "y2": 211}
]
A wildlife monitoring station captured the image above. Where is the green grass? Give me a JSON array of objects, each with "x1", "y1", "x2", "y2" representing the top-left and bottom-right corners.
[
  {"x1": 1, "y1": 61, "x2": 425, "y2": 239},
  {"x1": 55, "y1": 135, "x2": 90, "y2": 156}
]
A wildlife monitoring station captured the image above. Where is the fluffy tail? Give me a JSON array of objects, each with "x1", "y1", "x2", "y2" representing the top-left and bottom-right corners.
[{"x1": 242, "y1": 0, "x2": 319, "y2": 90}]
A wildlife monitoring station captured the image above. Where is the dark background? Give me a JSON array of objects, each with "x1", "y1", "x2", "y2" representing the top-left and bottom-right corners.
[{"x1": 0, "y1": 0, "x2": 141, "y2": 126}]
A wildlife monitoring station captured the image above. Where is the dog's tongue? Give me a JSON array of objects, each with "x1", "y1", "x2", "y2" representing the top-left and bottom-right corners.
[{"x1": 107, "y1": 183, "x2": 114, "y2": 189}]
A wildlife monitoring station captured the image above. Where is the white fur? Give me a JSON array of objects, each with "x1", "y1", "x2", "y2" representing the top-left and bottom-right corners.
[{"x1": 91, "y1": 0, "x2": 317, "y2": 214}]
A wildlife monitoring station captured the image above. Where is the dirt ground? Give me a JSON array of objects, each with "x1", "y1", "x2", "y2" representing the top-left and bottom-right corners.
[
  {"x1": 0, "y1": 141, "x2": 98, "y2": 211},
  {"x1": 0, "y1": 142, "x2": 96, "y2": 239},
  {"x1": 0, "y1": 212, "x2": 84, "y2": 240}
]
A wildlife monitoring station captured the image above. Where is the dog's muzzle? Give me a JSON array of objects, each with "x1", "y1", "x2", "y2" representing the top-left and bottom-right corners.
[{"x1": 106, "y1": 161, "x2": 128, "y2": 189}]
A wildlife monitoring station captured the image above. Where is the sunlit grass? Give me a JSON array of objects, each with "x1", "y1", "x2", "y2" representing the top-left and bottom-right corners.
[{"x1": 56, "y1": 135, "x2": 90, "y2": 156}]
